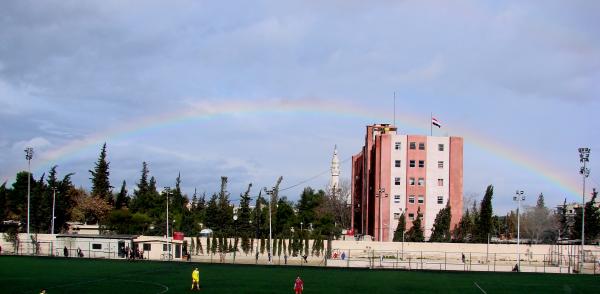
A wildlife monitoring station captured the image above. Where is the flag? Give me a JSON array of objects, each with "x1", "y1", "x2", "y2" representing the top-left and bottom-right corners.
[{"x1": 432, "y1": 117, "x2": 441, "y2": 128}]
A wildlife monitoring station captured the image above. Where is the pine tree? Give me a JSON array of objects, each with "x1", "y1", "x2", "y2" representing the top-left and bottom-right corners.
[
  {"x1": 89, "y1": 143, "x2": 112, "y2": 204},
  {"x1": 205, "y1": 194, "x2": 219, "y2": 231},
  {"x1": 476, "y1": 185, "x2": 494, "y2": 243},
  {"x1": 406, "y1": 208, "x2": 424, "y2": 242},
  {"x1": 393, "y1": 212, "x2": 406, "y2": 242},
  {"x1": 430, "y1": 205, "x2": 452, "y2": 242},
  {"x1": 115, "y1": 180, "x2": 128, "y2": 209}
]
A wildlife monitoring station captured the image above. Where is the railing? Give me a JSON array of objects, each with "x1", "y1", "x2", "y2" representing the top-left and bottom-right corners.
[{"x1": 327, "y1": 248, "x2": 600, "y2": 274}]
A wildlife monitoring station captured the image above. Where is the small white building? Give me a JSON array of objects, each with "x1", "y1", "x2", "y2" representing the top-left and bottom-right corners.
[
  {"x1": 134, "y1": 235, "x2": 185, "y2": 260},
  {"x1": 55, "y1": 234, "x2": 137, "y2": 259}
]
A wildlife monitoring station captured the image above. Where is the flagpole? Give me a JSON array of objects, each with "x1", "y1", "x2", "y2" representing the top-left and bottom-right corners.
[{"x1": 393, "y1": 92, "x2": 396, "y2": 127}]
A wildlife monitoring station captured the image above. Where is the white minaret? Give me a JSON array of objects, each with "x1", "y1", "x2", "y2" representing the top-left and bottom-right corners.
[{"x1": 329, "y1": 145, "x2": 340, "y2": 193}]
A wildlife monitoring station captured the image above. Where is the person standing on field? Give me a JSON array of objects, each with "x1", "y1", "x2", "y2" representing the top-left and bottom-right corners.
[
  {"x1": 294, "y1": 276, "x2": 304, "y2": 294},
  {"x1": 191, "y1": 267, "x2": 200, "y2": 291}
]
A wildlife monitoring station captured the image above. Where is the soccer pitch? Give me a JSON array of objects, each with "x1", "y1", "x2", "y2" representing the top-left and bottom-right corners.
[{"x1": 0, "y1": 256, "x2": 598, "y2": 293}]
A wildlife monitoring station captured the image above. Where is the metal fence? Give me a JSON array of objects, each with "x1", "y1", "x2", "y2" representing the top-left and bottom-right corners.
[
  {"x1": 3, "y1": 240, "x2": 599, "y2": 275},
  {"x1": 326, "y1": 248, "x2": 600, "y2": 274},
  {"x1": 3, "y1": 239, "x2": 123, "y2": 260}
]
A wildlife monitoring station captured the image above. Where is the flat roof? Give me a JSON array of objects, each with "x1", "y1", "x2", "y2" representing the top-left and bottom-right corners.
[{"x1": 56, "y1": 234, "x2": 138, "y2": 240}]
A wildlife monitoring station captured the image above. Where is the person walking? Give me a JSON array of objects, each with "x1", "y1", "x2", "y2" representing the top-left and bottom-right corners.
[
  {"x1": 191, "y1": 267, "x2": 200, "y2": 291},
  {"x1": 294, "y1": 276, "x2": 304, "y2": 294}
]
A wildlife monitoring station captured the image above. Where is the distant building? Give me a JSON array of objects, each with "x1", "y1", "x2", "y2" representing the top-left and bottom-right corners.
[{"x1": 351, "y1": 124, "x2": 463, "y2": 241}]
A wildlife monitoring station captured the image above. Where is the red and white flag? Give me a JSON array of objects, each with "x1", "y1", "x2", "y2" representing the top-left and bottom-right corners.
[{"x1": 432, "y1": 117, "x2": 441, "y2": 128}]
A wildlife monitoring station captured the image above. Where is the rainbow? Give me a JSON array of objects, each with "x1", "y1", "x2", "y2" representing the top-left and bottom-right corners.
[{"x1": 14, "y1": 98, "x2": 581, "y2": 198}]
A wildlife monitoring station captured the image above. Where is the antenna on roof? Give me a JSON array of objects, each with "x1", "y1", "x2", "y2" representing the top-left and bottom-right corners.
[{"x1": 393, "y1": 92, "x2": 396, "y2": 127}]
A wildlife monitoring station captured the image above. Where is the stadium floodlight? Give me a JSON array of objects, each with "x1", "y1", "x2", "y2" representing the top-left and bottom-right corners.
[
  {"x1": 377, "y1": 188, "x2": 386, "y2": 241},
  {"x1": 264, "y1": 187, "x2": 274, "y2": 264},
  {"x1": 514, "y1": 190, "x2": 524, "y2": 272},
  {"x1": 51, "y1": 187, "x2": 57, "y2": 235},
  {"x1": 24, "y1": 147, "x2": 33, "y2": 238},
  {"x1": 578, "y1": 147, "x2": 591, "y2": 271},
  {"x1": 164, "y1": 187, "x2": 171, "y2": 260},
  {"x1": 233, "y1": 214, "x2": 238, "y2": 263}
]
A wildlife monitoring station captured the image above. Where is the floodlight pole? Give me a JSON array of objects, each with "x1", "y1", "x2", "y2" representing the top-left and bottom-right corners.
[
  {"x1": 377, "y1": 188, "x2": 385, "y2": 241},
  {"x1": 165, "y1": 187, "x2": 171, "y2": 260},
  {"x1": 25, "y1": 147, "x2": 33, "y2": 237},
  {"x1": 265, "y1": 187, "x2": 273, "y2": 264},
  {"x1": 514, "y1": 190, "x2": 524, "y2": 272},
  {"x1": 233, "y1": 214, "x2": 238, "y2": 263},
  {"x1": 51, "y1": 187, "x2": 57, "y2": 235},
  {"x1": 578, "y1": 147, "x2": 590, "y2": 270}
]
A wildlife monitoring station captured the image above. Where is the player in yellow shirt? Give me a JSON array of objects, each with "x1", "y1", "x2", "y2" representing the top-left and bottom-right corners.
[{"x1": 191, "y1": 267, "x2": 200, "y2": 291}]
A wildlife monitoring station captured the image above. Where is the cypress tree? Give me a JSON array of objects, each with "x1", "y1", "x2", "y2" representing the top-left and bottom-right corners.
[
  {"x1": 393, "y1": 212, "x2": 406, "y2": 242},
  {"x1": 406, "y1": 207, "x2": 424, "y2": 242},
  {"x1": 89, "y1": 143, "x2": 112, "y2": 203},
  {"x1": 115, "y1": 180, "x2": 128, "y2": 209},
  {"x1": 476, "y1": 185, "x2": 494, "y2": 243},
  {"x1": 430, "y1": 205, "x2": 452, "y2": 242},
  {"x1": 130, "y1": 162, "x2": 149, "y2": 213}
]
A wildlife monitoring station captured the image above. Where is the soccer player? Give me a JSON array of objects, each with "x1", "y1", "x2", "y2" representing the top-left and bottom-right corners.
[
  {"x1": 191, "y1": 267, "x2": 200, "y2": 291},
  {"x1": 294, "y1": 276, "x2": 304, "y2": 294}
]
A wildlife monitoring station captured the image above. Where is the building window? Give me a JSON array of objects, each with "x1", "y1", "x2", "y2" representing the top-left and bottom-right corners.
[
  {"x1": 409, "y1": 142, "x2": 416, "y2": 149},
  {"x1": 143, "y1": 244, "x2": 151, "y2": 251},
  {"x1": 394, "y1": 195, "x2": 401, "y2": 203},
  {"x1": 395, "y1": 142, "x2": 401, "y2": 150},
  {"x1": 92, "y1": 244, "x2": 102, "y2": 250},
  {"x1": 419, "y1": 143, "x2": 425, "y2": 150},
  {"x1": 395, "y1": 160, "x2": 401, "y2": 167},
  {"x1": 394, "y1": 213, "x2": 401, "y2": 220},
  {"x1": 418, "y1": 195, "x2": 424, "y2": 204},
  {"x1": 417, "y1": 178, "x2": 424, "y2": 186},
  {"x1": 438, "y1": 179, "x2": 444, "y2": 186},
  {"x1": 438, "y1": 161, "x2": 444, "y2": 169},
  {"x1": 409, "y1": 213, "x2": 415, "y2": 220},
  {"x1": 395, "y1": 177, "x2": 401, "y2": 185},
  {"x1": 409, "y1": 160, "x2": 416, "y2": 167},
  {"x1": 418, "y1": 160, "x2": 425, "y2": 168},
  {"x1": 409, "y1": 195, "x2": 415, "y2": 203},
  {"x1": 438, "y1": 144, "x2": 444, "y2": 151},
  {"x1": 437, "y1": 196, "x2": 444, "y2": 204},
  {"x1": 409, "y1": 178, "x2": 415, "y2": 186}
]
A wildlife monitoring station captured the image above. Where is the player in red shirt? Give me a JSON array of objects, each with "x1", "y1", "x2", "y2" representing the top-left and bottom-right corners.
[{"x1": 294, "y1": 276, "x2": 304, "y2": 294}]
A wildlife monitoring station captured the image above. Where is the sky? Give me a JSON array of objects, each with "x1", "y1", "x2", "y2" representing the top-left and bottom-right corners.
[{"x1": 1, "y1": 0, "x2": 599, "y2": 214}]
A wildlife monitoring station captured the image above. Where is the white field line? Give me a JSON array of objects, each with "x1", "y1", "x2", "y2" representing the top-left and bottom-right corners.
[{"x1": 474, "y1": 282, "x2": 487, "y2": 294}]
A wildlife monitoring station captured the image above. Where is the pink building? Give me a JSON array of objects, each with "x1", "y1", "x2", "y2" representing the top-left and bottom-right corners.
[{"x1": 351, "y1": 124, "x2": 463, "y2": 241}]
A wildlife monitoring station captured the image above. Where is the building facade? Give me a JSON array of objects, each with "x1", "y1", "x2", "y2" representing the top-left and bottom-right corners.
[{"x1": 351, "y1": 124, "x2": 463, "y2": 241}]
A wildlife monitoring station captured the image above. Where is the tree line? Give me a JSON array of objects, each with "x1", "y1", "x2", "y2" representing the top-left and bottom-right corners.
[
  {"x1": 0, "y1": 144, "x2": 350, "y2": 246},
  {"x1": 393, "y1": 184, "x2": 600, "y2": 244}
]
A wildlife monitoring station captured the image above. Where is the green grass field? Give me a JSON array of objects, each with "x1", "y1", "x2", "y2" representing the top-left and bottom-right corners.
[{"x1": 1, "y1": 256, "x2": 598, "y2": 293}]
